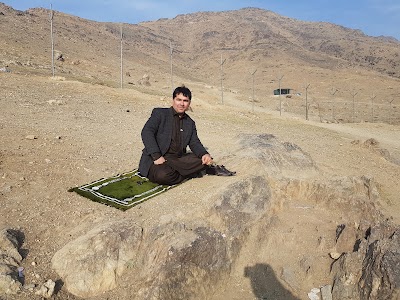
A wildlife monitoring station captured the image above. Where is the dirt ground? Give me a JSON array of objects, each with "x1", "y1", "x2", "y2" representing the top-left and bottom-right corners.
[{"x1": 1, "y1": 72, "x2": 399, "y2": 299}]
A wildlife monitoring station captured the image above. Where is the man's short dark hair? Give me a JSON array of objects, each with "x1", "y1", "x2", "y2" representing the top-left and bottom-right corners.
[{"x1": 173, "y1": 86, "x2": 192, "y2": 100}]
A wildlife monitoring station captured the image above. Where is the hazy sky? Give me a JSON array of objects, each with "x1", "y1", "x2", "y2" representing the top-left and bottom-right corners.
[{"x1": 2, "y1": 0, "x2": 400, "y2": 40}]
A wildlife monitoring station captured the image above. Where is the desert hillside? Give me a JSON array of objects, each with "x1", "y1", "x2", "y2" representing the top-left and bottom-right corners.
[
  {"x1": 1, "y1": 3, "x2": 400, "y2": 300},
  {"x1": 1, "y1": 3, "x2": 399, "y2": 110}
]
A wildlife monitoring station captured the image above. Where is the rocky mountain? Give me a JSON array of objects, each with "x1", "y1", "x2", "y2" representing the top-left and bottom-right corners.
[
  {"x1": 0, "y1": 3, "x2": 399, "y2": 98},
  {"x1": 142, "y1": 8, "x2": 400, "y2": 76}
]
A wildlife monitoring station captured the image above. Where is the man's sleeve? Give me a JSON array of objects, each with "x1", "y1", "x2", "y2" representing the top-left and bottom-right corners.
[
  {"x1": 188, "y1": 121, "x2": 209, "y2": 158},
  {"x1": 141, "y1": 109, "x2": 162, "y2": 156}
]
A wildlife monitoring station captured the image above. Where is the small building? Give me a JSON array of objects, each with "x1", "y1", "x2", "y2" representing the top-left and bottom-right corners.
[{"x1": 274, "y1": 88, "x2": 292, "y2": 95}]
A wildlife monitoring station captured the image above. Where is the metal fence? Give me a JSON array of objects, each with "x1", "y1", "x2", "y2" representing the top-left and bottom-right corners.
[{"x1": 270, "y1": 98, "x2": 399, "y2": 125}]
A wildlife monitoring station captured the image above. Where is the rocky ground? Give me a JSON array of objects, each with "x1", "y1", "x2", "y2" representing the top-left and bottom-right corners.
[{"x1": 1, "y1": 71, "x2": 399, "y2": 299}]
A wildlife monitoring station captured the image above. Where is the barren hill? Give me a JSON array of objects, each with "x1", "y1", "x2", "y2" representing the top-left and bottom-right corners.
[{"x1": 1, "y1": 4, "x2": 399, "y2": 99}]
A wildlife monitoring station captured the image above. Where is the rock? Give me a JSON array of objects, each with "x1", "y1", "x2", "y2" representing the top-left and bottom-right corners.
[
  {"x1": 213, "y1": 176, "x2": 271, "y2": 237},
  {"x1": 0, "y1": 274, "x2": 21, "y2": 295},
  {"x1": 35, "y1": 279, "x2": 55, "y2": 298},
  {"x1": 329, "y1": 252, "x2": 341, "y2": 260},
  {"x1": 307, "y1": 287, "x2": 320, "y2": 300},
  {"x1": 0, "y1": 228, "x2": 24, "y2": 295},
  {"x1": 0, "y1": 185, "x2": 12, "y2": 194},
  {"x1": 51, "y1": 219, "x2": 143, "y2": 298},
  {"x1": 359, "y1": 228, "x2": 400, "y2": 299},
  {"x1": 137, "y1": 74, "x2": 151, "y2": 86},
  {"x1": 0, "y1": 228, "x2": 23, "y2": 265},
  {"x1": 238, "y1": 133, "x2": 318, "y2": 178},
  {"x1": 136, "y1": 223, "x2": 231, "y2": 300},
  {"x1": 331, "y1": 222, "x2": 400, "y2": 299},
  {"x1": 23, "y1": 283, "x2": 36, "y2": 291},
  {"x1": 335, "y1": 223, "x2": 358, "y2": 253},
  {"x1": 25, "y1": 135, "x2": 37, "y2": 140},
  {"x1": 47, "y1": 99, "x2": 64, "y2": 105},
  {"x1": 320, "y1": 285, "x2": 332, "y2": 300},
  {"x1": 332, "y1": 251, "x2": 364, "y2": 300},
  {"x1": 47, "y1": 139, "x2": 392, "y2": 300}
]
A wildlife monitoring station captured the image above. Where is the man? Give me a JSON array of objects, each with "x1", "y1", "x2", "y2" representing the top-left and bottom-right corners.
[{"x1": 139, "y1": 86, "x2": 234, "y2": 185}]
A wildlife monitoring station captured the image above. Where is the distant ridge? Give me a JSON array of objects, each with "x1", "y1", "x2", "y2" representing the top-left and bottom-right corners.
[{"x1": 1, "y1": 2, "x2": 399, "y2": 93}]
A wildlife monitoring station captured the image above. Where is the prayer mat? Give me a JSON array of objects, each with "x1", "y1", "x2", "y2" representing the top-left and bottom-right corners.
[{"x1": 68, "y1": 169, "x2": 174, "y2": 211}]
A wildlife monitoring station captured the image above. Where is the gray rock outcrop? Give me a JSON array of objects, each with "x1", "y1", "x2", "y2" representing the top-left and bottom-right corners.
[
  {"x1": 237, "y1": 133, "x2": 318, "y2": 178},
  {"x1": 50, "y1": 134, "x2": 396, "y2": 299},
  {"x1": 332, "y1": 223, "x2": 400, "y2": 300},
  {"x1": 51, "y1": 220, "x2": 143, "y2": 298},
  {"x1": 0, "y1": 228, "x2": 23, "y2": 295}
]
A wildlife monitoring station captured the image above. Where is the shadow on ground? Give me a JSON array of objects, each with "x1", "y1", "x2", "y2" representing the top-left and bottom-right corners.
[{"x1": 244, "y1": 263, "x2": 301, "y2": 300}]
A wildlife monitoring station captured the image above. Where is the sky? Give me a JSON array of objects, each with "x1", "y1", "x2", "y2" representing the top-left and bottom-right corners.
[{"x1": 2, "y1": 0, "x2": 400, "y2": 40}]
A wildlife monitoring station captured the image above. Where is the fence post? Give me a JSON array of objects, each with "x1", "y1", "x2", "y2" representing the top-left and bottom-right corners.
[
  {"x1": 219, "y1": 54, "x2": 226, "y2": 104},
  {"x1": 305, "y1": 83, "x2": 311, "y2": 120},
  {"x1": 351, "y1": 89, "x2": 358, "y2": 123},
  {"x1": 251, "y1": 69, "x2": 257, "y2": 113},
  {"x1": 50, "y1": 4, "x2": 54, "y2": 77},
  {"x1": 330, "y1": 88, "x2": 338, "y2": 122},
  {"x1": 278, "y1": 75, "x2": 284, "y2": 116},
  {"x1": 120, "y1": 23, "x2": 123, "y2": 89},
  {"x1": 388, "y1": 98, "x2": 395, "y2": 124},
  {"x1": 370, "y1": 94, "x2": 376, "y2": 123}
]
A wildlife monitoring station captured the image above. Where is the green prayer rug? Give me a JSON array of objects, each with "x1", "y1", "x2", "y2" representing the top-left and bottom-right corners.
[{"x1": 69, "y1": 169, "x2": 174, "y2": 210}]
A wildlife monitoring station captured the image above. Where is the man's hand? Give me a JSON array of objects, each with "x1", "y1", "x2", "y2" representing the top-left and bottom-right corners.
[
  {"x1": 201, "y1": 154, "x2": 213, "y2": 165},
  {"x1": 153, "y1": 156, "x2": 166, "y2": 165}
]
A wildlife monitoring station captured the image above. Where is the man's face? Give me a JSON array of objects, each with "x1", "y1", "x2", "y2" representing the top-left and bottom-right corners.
[{"x1": 172, "y1": 93, "x2": 191, "y2": 114}]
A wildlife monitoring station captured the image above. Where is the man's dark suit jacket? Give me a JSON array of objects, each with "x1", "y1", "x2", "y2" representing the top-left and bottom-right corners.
[{"x1": 138, "y1": 107, "x2": 208, "y2": 177}]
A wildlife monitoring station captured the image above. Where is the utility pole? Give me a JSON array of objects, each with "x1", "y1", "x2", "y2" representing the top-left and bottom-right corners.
[
  {"x1": 219, "y1": 54, "x2": 226, "y2": 104},
  {"x1": 330, "y1": 87, "x2": 338, "y2": 122},
  {"x1": 351, "y1": 89, "x2": 358, "y2": 123},
  {"x1": 278, "y1": 74, "x2": 284, "y2": 116},
  {"x1": 387, "y1": 98, "x2": 395, "y2": 124},
  {"x1": 50, "y1": 4, "x2": 54, "y2": 77},
  {"x1": 120, "y1": 23, "x2": 123, "y2": 89},
  {"x1": 369, "y1": 94, "x2": 376, "y2": 123},
  {"x1": 305, "y1": 83, "x2": 311, "y2": 120},
  {"x1": 251, "y1": 69, "x2": 257, "y2": 113},
  {"x1": 170, "y1": 41, "x2": 173, "y2": 91}
]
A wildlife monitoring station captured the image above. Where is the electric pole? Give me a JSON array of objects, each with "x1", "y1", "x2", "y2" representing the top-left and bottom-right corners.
[
  {"x1": 120, "y1": 23, "x2": 123, "y2": 89},
  {"x1": 251, "y1": 69, "x2": 257, "y2": 112},
  {"x1": 278, "y1": 74, "x2": 284, "y2": 116},
  {"x1": 170, "y1": 41, "x2": 173, "y2": 91},
  {"x1": 305, "y1": 83, "x2": 311, "y2": 120},
  {"x1": 50, "y1": 4, "x2": 54, "y2": 77},
  {"x1": 330, "y1": 87, "x2": 338, "y2": 121},
  {"x1": 219, "y1": 54, "x2": 226, "y2": 104}
]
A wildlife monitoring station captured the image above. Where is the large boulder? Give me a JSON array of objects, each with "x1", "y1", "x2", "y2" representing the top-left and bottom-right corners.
[
  {"x1": 135, "y1": 223, "x2": 231, "y2": 300},
  {"x1": 237, "y1": 133, "x2": 318, "y2": 178},
  {"x1": 332, "y1": 223, "x2": 400, "y2": 299},
  {"x1": 51, "y1": 219, "x2": 143, "y2": 298},
  {"x1": 51, "y1": 175, "x2": 274, "y2": 299},
  {"x1": 49, "y1": 134, "x2": 395, "y2": 299}
]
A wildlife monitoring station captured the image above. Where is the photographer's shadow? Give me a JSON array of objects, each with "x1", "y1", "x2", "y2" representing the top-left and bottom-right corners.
[{"x1": 244, "y1": 263, "x2": 300, "y2": 300}]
